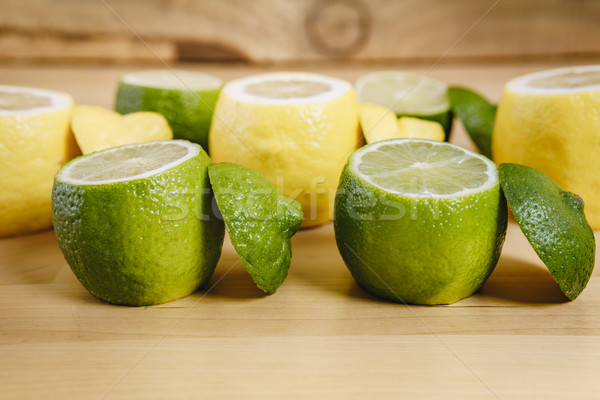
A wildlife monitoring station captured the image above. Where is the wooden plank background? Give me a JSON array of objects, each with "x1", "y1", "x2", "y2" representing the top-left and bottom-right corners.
[{"x1": 1, "y1": 0, "x2": 600, "y2": 64}]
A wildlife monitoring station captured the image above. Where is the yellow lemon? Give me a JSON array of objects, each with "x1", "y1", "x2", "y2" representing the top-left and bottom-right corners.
[
  {"x1": 493, "y1": 65, "x2": 600, "y2": 229},
  {"x1": 358, "y1": 103, "x2": 399, "y2": 143},
  {"x1": 396, "y1": 117, "x2": 445, "y2": 141},
  {"x1": 0, "y1": 85, "x2": 76, "y2": 237},
  {"x1": 209, "y1": 72, "x2": 361, "y2": 227}
]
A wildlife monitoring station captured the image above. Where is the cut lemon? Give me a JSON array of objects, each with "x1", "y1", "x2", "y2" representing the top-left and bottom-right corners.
[
  {"x1": 396, "y1": 116, "x2": 445, "y2": 141},
  {"x1": 0, "y1": 85, "x2": 76, "y2": 237},
  {"x1": 493, "y1": 65, "x2": 600, "y2": 229},
  {"x1": 359, "y1": 103, "x2": 400, "y2": 143},
  {"x1": 209, "y1": 72, "x2": 361, "y2": 227}
]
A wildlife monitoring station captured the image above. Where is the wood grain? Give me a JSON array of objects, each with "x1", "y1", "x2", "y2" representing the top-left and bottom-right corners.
[
  {"x1": 2, "y1": 0, "x2": 600, "y2": 63},
  {"x1": 1, "y1": 62, "x2": 600, "y2": 399}
]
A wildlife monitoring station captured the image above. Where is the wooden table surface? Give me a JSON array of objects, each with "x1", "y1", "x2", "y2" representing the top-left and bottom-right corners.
[{"x1": 1, "y1": 62, "x2": 600, "y2": 399}]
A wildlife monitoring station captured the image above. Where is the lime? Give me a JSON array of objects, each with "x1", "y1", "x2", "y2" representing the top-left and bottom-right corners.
[
  {"x1": 51, "y1": 140, "x2": 224, "y2": 306},
  {"x1": 396, "y1": 117, "x2": 445, "y2": 142},
  {"x1": 355, "y1": 71, "x2": 452, "y2": 139},
  {"x1": 209, "y1": 72, "x2": 361, "y2": 227},
  {"x1": 499, "y1": 163, "x2": 595, "y2": 300},
  {"x1": 448, "y1": 86, "x2": 496, "y2": 159},
  {"x1": 334, "y1": 139, "x2": 507, "y2": 305},
  {"x1": 0, "y1": 85, "x2": 77, "y2": 237},
  {"x1": 71, "y1": 105, "x2": 172, "y2": 154},
  {"x1": 492, "y1": 65, "x2": 600, "y2": 229},
  {"x1": 208, "y1": 162, "x2": 303, "y2": 294},
  {"x1": 115, "y1": 69, "x2": 223, "y2": 151}
]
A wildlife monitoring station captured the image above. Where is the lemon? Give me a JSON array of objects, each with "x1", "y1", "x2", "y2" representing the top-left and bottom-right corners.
[
  {"x1": 115, "y1": 70, "x2": 223, "y2": 151},
  {"x1": 334, "y1": 139, "x2": 507, "y2": 305},
  {"x1": 493, "y1": 65, "x2": 600, "y2": 229},
  {"x1": 355, "y1": 71, "x2": 452, "y2": 139},
  {"x1": 51, "y1": 140, "x2": 224, "y2": 306},
  {"x1": 209, "y1": 72, "x2": 361, "y2": 227},
  {"x1": 0, "y1": 85, "x2": 76, "y2": 237},
  {"x1": 359, "y1": 103, "x2": 400, "y2": 143},
  {"x1": 208, "y1": 162, "x2": 303, "y2": 294},
  {"x1": 396, "y1": 117, "x2": 445, "y2": 141},
  {"x1": 71, "y1": 105, "x2": 172, "y2": 154}
]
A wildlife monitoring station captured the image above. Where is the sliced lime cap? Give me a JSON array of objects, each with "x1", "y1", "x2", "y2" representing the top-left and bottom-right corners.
[
  {"x1": 499, "y1": 163, "x2": 595, "y2": 300},
  {"x1": 208, "y1": 162, "x2": 303, "y2": 294}
]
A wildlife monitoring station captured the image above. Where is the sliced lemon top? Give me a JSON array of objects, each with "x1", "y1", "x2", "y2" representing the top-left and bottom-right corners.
[
  {"x1": 350, "y1": 139, "x2": 497, "y2": 198},
  {"x1": 0, "y1": 85, "x2": 72, "y2": 115},
  {"x1": 120, "y1": 69, "x2": 223, "y2": 90},
  {"x1": 223, "y1": 72, "x2": 352, "y2": 105},
  {"x1": 58, "y1": 140, "x2": 199, "y2": 185},
  {"x1": 507, "y1": 65, "x2": 600, "y2": 94},
  {"x1": 355, "y1": 71, "x2": 450, "y2": 115}
]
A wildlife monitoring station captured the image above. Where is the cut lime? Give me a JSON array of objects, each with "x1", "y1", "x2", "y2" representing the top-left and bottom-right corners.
[
  {"x1": 71, "y1": 105, "x2": 172, "y2": 154},
  {"x1": 208, "y1": 162, "x2": 303, "y2": 294},
  {"x1": 115, "y1": 70, "x2": 223, "y2": 152},
  {"x1": 355, "y1": 71, "x2": 452, "y2": 138},
  {"x1": 499, "y1": 163, "x2": 595, "y2": 300},
  {"x1": 51, "y1": 140, "x2": 224, "y2": 306},
  {"x1": 448, "y1": 86, "x2": 496, "y2": 159},
  {"x1": 334, "y1": 139, "x2": 507, "y2": 305}
]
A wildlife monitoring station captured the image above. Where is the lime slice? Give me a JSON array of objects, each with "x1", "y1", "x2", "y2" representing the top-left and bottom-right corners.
[
  {"x1": 448, "y1": 86, "x2": 497, "y2": 159},
  {"x1": 499, "y1": 163, "x2": 595, "y2": 300},
  {"x1": 71, "y1": 105, "x2": 172, "y2": 154},
  {"x1": 115, "y1": 70, "x2": 223, "y2": 151},
  {"x1": 52, "y1": 140, "x2": 225, "y2": 306},
  {"x1": 334, "y1": 139, "x2": 507, "y2": 305},
  {"x1": 208, "y1": 162, "x2": 303, "y2": 294},
  {"x1": 396, "y1": 117, "x2": 445, "y2": 142},
  {"x1": 493, "y1": 65, "x2": 600, "y2": 229},
  {"x1": 355, "y1": 71, "x2": 452, "y2": 138},
  {"x1": 209, "y1": 72, "x2": 361, "y2": 227},
  {"x1": 0, "y1": 85, "x2": 76, "y2": 237}
]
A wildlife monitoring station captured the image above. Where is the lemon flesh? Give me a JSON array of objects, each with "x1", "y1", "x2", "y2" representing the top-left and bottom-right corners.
[
  {"x1": 0, "y1": 85, "x2": 76, "y2": 237},
  {"x1": 493, "y1": 65, "x2": 600, "y2": 229},
  {"x1": 359, "y1": 103, "x2": 400, "y2": 143},
  {"x1": 116, "y1": 70, "x2": 222, "y2": 151},
  {"x1": 52, "y1": 140, "x2": 224, "y2": 306},
  {"x1": 334, "y1": 139, "x2": 507, "y2": 305},
  {"x1": 209, "y1": 72, "x2": 361, "y2": 227},
  {"x1": 396, "y1": 117, "x2": 445, "y2": 142}
]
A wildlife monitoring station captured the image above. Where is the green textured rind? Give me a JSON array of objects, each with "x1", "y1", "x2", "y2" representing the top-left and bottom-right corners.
[
  {"x1": 499, "y1": 163, "x2": 595, "y2": 300},
  {"x1": 334, "y1": 164, "x2": 507, "y2": 305},
  {"x1": 115, "y1": 82, "x2": 222, "y2": 152},
  {"x1": 448, "y1": 86, "x2": 497, "y2": 159},
  {"x1": 51, "y1": 149, "x2": 225, "y2": 306},
  {"x1": 208, "y1": 162, "x2": 303, "y2": 294},
  {"x1": 398, "y1": 110, "x2": 453, "y2": 141}
]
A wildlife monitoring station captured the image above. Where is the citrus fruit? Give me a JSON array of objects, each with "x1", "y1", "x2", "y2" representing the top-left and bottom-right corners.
[
  {"x1": 355, "y1": 71, "x2": 452, "y2": 139},
  {"x1": 499, "y1": 163, "x2": 595, "y2": 300},
  {"x1": 208, "y1": 162, "x2": 303, "y2": 294},
  {"x1": 51, "y1": 140, "x2": 224, "y2": 306},
  {"x1": 334, "y1": 139, "x2": 507, "y2": 305},
  {"x1": 0, "y1": 85, "x2": 76, "y2": 237},
  {"x1": 492, "y1": 65, "x2": 600, "y2": 229},
  {"x1": 396, "y1": 117, "x2": 445, "y2": 141},
  {"x1": 448, "y1": 86, "x2": 497, "y2": 159},
  {"x1": 209, "y1": 72, "x2": 361, "y2": 227},
  {"x1": 358, "y1": 103, "x2": 400, "y2": 143},
  {"x1": 71, "y1": 105, "x2": 172, "y2": 154},
  {"x1": 115, "y1": 69, "x2": 223, "y2": 151}
]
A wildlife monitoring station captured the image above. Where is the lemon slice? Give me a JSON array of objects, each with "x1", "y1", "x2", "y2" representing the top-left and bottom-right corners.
[
  {"x1": 396, "y1": 117, "x2": 445, "y2": 141},
  {"x1": 0, "y1": 85, "x2": 76, "y2": 237},
  {"x1": 493, "y1": 65, "x2": 600, "y2": 229},
  {"x1": 209, "y1": 72, "x2": 361, "y2": 227}
]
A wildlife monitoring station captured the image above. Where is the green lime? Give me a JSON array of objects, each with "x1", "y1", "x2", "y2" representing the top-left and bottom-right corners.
[
  {"x1": 355, "y1": 71, "x2": 453, "y2": 139},
  {"x1": 115, "y1": 70, "x2": 223, "y2": 152},
  {"x1": 448, "y1": 86, "x2": 497, "y2": 159},
  {"x1": 334, "y1": 139, "x2": 507, "y2": 305},
  {"x1": 51, "y1": 140, "x2": 225, "y2": 306},
  {"x1": 208, "y1": 162, "x2": 303, "y2": 294},
  {"x1": 499, "y1": 163, "x2": 595, "y2": 300}
]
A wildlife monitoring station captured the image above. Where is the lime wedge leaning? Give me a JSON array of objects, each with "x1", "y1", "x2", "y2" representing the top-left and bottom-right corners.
[
  {"x1": 115, "y1": 70, "x2": 223, "y2": 152},
  {"x1": 208, "y1": 162, "x2": 303, "y2": 294},
  {"x1": 355, "y1": 71, "x2": 452, "y2": 139},
  {"x1": 499, "y1": 163, "x2": 595, "y2": 300},
  {"x1": 52, "y1": 140, "x2": 225, "y2": 306}
]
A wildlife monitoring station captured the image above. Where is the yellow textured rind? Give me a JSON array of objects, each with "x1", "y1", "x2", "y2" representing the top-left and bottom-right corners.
[
  {"x1": 493, "y1": 88, "x2": 600, "y2": 229},
  {"x1": 0, "y1": 98, "x2": 75, "y2": 236},
  {"x1": 209, "y1": 89, "x2": 361, "y2": 227}
]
